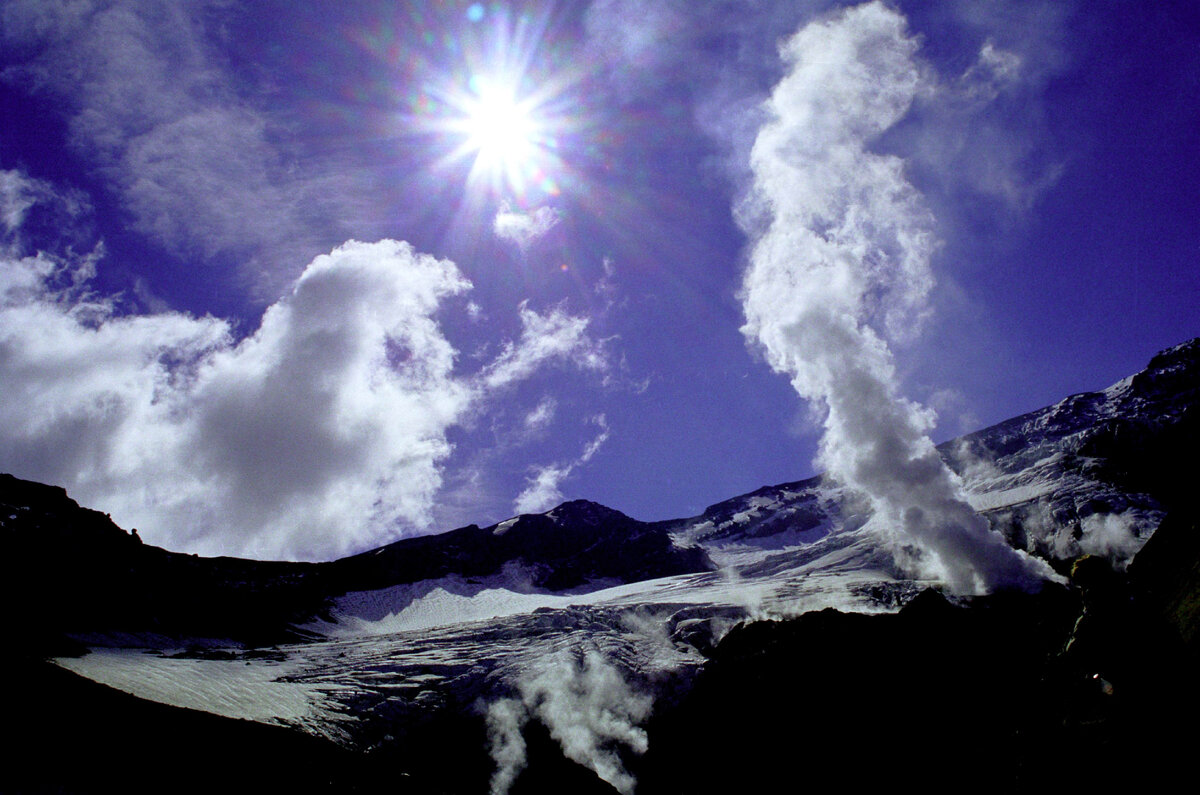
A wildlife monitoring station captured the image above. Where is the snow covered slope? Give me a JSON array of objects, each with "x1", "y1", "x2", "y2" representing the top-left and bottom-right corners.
[{"x1": 677, "y1": 337, "x2": 1199, "y2": 571}]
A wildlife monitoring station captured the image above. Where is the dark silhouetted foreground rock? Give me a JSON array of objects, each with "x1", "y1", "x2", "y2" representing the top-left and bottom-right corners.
[{"x1": 635, "y1": 577, "x2": 1197, "y2": 793}]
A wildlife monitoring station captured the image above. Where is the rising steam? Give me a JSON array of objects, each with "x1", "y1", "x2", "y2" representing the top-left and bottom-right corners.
[
  {"x1": 739, "y1": 2, "x2": 1054, "y2": 593},
  {"x1": 486, "y1": 648, "x2": 651, "y2": 795}
]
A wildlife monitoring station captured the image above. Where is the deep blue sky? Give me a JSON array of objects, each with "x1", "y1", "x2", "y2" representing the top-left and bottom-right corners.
[{"x1": 1, "y1": 0, "x2": 1197, "y2": 559}]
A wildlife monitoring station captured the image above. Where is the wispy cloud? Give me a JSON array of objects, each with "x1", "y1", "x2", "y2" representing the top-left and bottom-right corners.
[
  {"x1": 523, "y1": 397, "x2": 558, "y2": 435},
  {"x1": 898, "y1": 2, "x2": 1074, "y2": 216},
  {"x1": 0, "y1": 169, "x2": 91, "y2": 253},
  {"x1": 513, "y1": 415, "x2": 610, "y2": 515},
  {"x1": 583, "y1": 0, "x2": 1070, "y2": 225},
  {"x1": 961, "y1": 40, "x2": 1023, "y2": 102},
  {"x1": 0, "y1": 0, "x2": 386, "y2": 296},
  {"x1": 738, "y1": 2, "x2": 1054, "y2": 593},
  {"x1": 1, "y1": 170, "x2": 47, "y2": 236},
  {"x1": 480, "y1": 303, "x2": 608, "y2": 391}
]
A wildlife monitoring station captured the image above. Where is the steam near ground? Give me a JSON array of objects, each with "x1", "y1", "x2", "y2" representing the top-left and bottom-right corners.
[{"x1": 487, "y1": 648, "x2": 652, "y2": 795}]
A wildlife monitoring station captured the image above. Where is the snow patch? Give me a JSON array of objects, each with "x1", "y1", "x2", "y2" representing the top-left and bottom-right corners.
[
  {"x1": 54, "y1": 649, "x2": 347, "y2": 737},
  {"x1": 965, "y1": 481, "x2": 1061, "y2": 512}
]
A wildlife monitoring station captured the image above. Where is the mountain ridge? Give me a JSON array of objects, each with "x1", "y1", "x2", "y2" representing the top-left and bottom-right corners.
[{"x1": 4, "y1": 337, "x2": 1197, "y2": 651}]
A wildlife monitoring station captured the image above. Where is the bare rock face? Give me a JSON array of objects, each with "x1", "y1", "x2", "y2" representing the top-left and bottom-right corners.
[
  {"x1": 1130, "y1": 507, "x2": 1200, "y2": 653},
  {"x1": 327, "y1": 499, "x2": 714, "y2": 593}
]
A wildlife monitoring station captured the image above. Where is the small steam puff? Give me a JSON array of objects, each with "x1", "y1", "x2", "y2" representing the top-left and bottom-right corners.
[
  {"x1": 486, "y1": 698, "x2": 529, "y2": 795},
  {"x1": 487, "y1": 649, "x2": 651, "y2": 795},
  {"x1": 739, "y1": 2, "x2": 1054, "y2": 593}
]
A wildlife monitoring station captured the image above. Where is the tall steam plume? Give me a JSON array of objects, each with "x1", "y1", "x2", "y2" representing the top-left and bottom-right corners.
[{"x1": 739, "y1": 2, "x2": 1053, "y2": 593}]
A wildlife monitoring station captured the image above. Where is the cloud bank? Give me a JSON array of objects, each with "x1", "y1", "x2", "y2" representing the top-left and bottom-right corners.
[
  {"x1": 0, "y1": 171, "x2": 606, "y2": 560},
  {"x1": 738, "y1": 2, "x2": 1053, "y2": 593}
]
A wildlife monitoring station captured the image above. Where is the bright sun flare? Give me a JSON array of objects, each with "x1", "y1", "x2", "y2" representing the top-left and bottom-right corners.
[
  {"x1": 464, "y1": 83, "x2": 537, "y2": 166},
  {"x1": 436, "y1": 72, "x2": 565, "y2": 199}
]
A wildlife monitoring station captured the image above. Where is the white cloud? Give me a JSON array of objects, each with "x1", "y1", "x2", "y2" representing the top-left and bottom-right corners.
[
  {"x1": 0, "y1": 185, "x2": 609, "y2": 559},
  {"x1": 175, "y1": 240, "x2": 474, "y2": 557},
  {"x1": 0, "y1": 238, "x2": 465, "y2": 559},
  {"x1": 493, "y1": 204, "x2": 561, "y2": 251},
  {"x1": 738, "y1": 2, "x2": 1054, "y2": 594},
  {"x1": 513, "y1": 416, "x2": 610, "y2": 515}
]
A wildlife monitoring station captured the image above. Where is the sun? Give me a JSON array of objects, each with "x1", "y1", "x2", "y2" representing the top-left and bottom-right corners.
[
  {"x1": 394, "y1": 5, "x2": 587, "y2": 203},
  {"x1": 431, "y1": 71, "x2": 565, "y2": 200},
  {"x1": 462, "y1": 80, "x2": 538, "y2": 168},
  {"x1": 451, "y1": 75, "x2": 552, "y2": 196}
]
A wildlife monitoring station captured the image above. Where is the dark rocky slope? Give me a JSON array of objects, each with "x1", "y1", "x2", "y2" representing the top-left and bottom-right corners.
[
  {"x1": 1, "y1": 476, "x2": 713, "y2": 653},
  {"x1": 0, "y1": 474, "x2": 324, "y2": 651},
  {"x1": 635, "y1": 573, "x2": 1197, "y2": 793},
  {"x1": 326, "y1": 500, "x2": 712, "y2": 593}
]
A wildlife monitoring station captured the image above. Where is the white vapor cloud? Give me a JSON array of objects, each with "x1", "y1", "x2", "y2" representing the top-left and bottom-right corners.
[
  {"x1": 486, "y1": 649, "x2": 651, "y2": 795},
  {"x1": 738, "y1": 2, "x2": 1054, "y2": 594},
  {"x1": 1078, "y1": 511, "x2": 1145, "y2": 565},
  {"x1": 0, "y1": 174, "x2": 609, "y2": 559},
  {"x1": 513, "y1": 416, "x2": 610, "y2": 515},
  {"x1": 493, "y1": 204, "x2": 561, "y2": 251}
]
